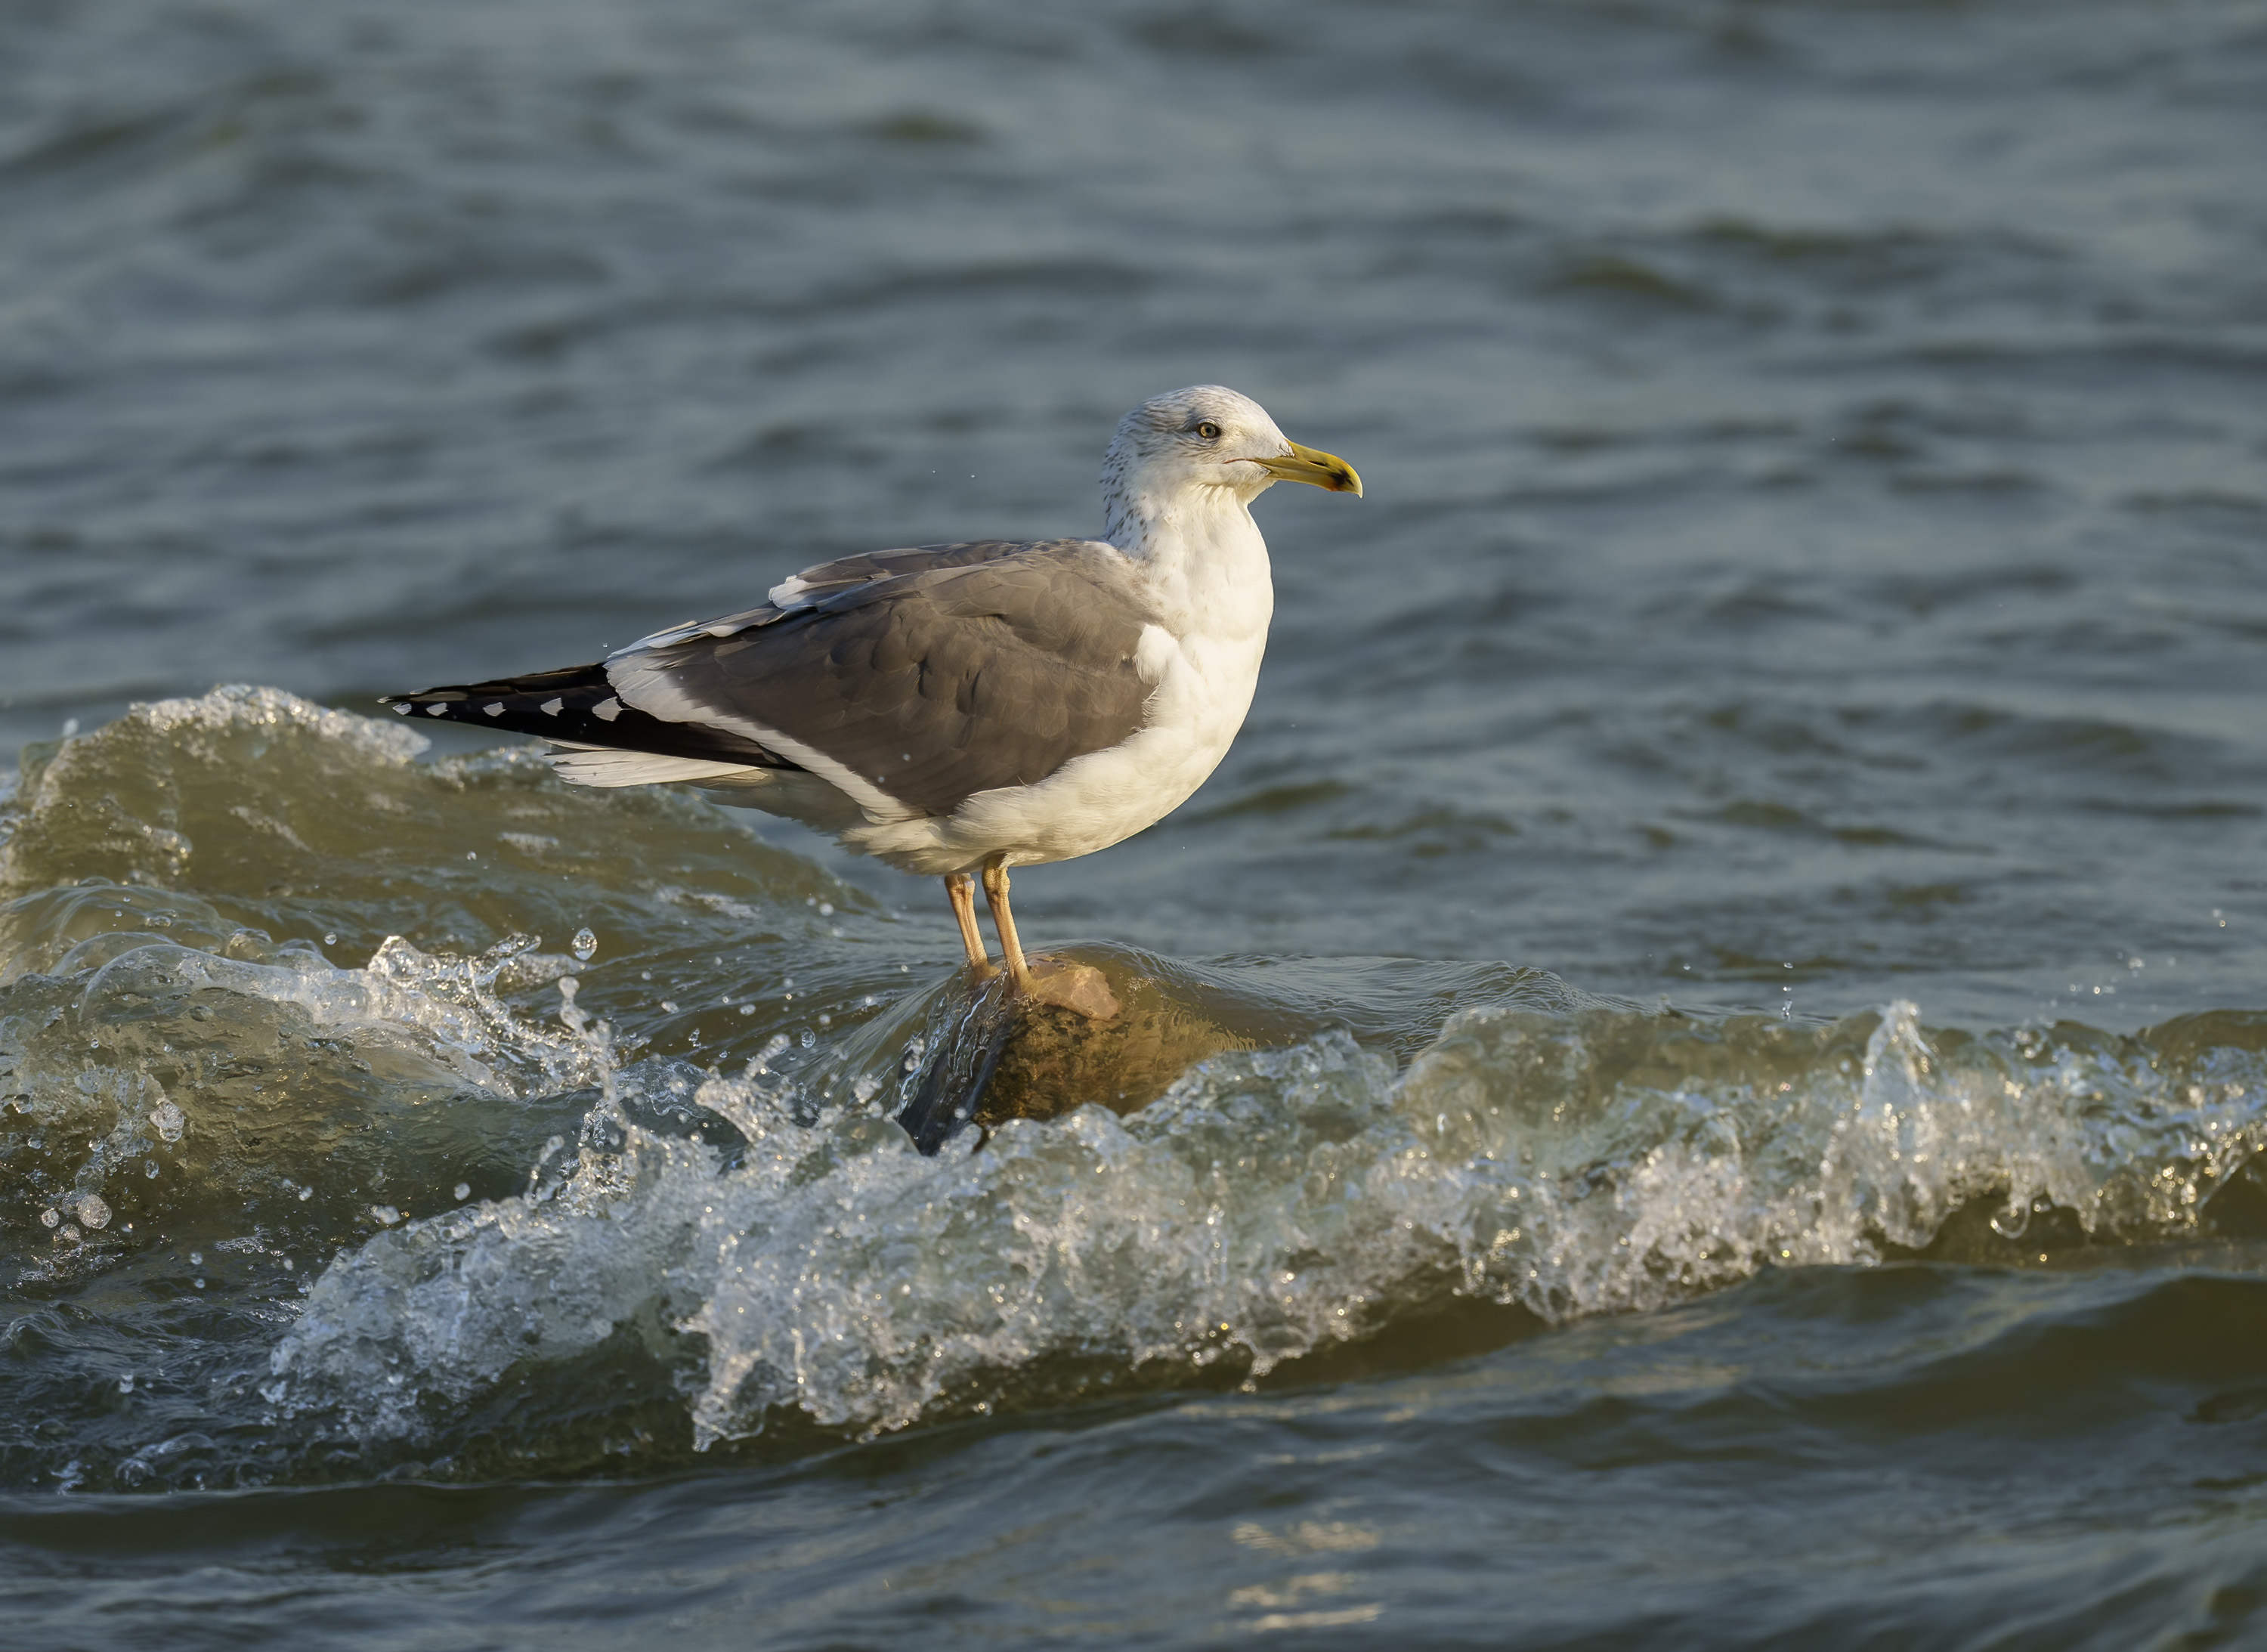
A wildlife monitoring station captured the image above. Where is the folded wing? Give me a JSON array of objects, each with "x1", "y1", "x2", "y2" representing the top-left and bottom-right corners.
[{"x1": 385, "y1": 539, "x2": 1159, "y2": 820}]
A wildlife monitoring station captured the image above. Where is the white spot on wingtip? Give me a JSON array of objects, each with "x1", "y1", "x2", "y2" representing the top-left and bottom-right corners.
[
  {"x1": 484, "y1": 701, "x2": 504, "y2": 716},
  {"x1": 425, "y1": 703, "x2": 449, "y2": 716},
  {"x1": 593, "y1": 697, "x2": 623, "y2": 721},
  {"x1": 540, "y1": 698, "x2": 564, "y2": 716},
  {"x1": 390, "y1": 703, "x2": 410, "y2": 715}
]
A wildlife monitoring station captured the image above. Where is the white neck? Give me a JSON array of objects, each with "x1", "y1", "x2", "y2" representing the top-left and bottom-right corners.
[{"x1": 1103, "y1": 481, "x2": 1275, "y2": 642}]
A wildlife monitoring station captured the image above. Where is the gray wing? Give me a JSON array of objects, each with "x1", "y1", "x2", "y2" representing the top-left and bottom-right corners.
[
  {"x1": 606, "y1": 540, "x2": 1159, "y2": 817},
  {"x1": 622, "y1": 541, "x2": 1039, "y2": 651}
]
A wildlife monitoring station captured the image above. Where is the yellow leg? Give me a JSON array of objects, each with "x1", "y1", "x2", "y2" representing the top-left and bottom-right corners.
[
  {"x1": 979, "y1": 859, "x2": 1035, "y2": 994},
  {"x1": 945, "y1": 872, "x2": 991, "y2": 974}
]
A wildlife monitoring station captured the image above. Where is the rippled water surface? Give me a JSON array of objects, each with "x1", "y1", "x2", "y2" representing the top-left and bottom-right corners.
[{"x1": 5, "y1": 2, "x2": 2267, "y2": 1646}]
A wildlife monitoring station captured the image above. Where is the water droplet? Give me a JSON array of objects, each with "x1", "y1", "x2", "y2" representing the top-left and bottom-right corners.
[
  {"x1": 799, "y1": 1029, "x2": 816, "y2": 1048},
  {"x1": 117, "y1": 1375, "x2": 134, "y2": 1394},
  {"x1": 1989, "y1": 1201, "x2": 2031, "y2": 1240},
  {"x1": 298, "y1": 1186, "x2": 313, "y2": 1201},
  {"x1": 324, "y1": 933, "x2": 339, "y2": 945},
  {"x1": 740, "y1": 1002, "x2": 756, "y2": 1015},
  {"x1": 145, "y1": 1161, "x2": 159, "y2": 1179},
  {"x1": 39, "y1": 1208, "x2": 59, "y2": 1229},
  {"x1": 660, "y1": 1000, "x2": 679, "y2": 1014},
  {"x1": 189, "y1": 1251, "x2": 202, "y2": 1265},
  {"x1": 149, "y1": 1099, "x2": 186, "y2": 1143},
  {"x1": 454, "y1": 1183, "x2": 471, "y2": 1201},
  {"x1": 76, "y1": 1194, "x2": 110, "y2": 1230},
  {"x1": 466, "y1": 850, "x2": 478, "y2": 862},
  {"x1": 571, "y1": 927, "x2": 597, "y2": 961},
  {"x1": 370, "y1": 1205, "x2": 401, "y2": 1226},
  {"x1": 818, "y1": 902, "x2": 834, "y2": 917},
  {"x1": 60, "y1": 1224, "x2": 80, "y2": 1242},
  {"x1": 193, "y1": 1279, "x2": 205, "y2": 1289},
  {"x1": 818, "y1": 1013, "x2": 830, "y2": 1027}
]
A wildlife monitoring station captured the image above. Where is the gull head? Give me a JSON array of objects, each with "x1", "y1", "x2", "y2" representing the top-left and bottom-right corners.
[{"x1": 1100, "y1": 385, "x2": 1362, "y2": 535}]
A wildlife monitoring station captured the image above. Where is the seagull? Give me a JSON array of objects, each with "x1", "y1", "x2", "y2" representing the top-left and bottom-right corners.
[{"x1": 384, "y1": 385, "x2": 1361, "y2": 1016}]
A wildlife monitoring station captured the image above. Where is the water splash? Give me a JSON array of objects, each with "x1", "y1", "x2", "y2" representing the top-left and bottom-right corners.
[
  {"x1": 10, "y1": 685, "x2": 2267, "y2": 1483},
  {"x1": 262, "y1": 995, "x2": 2267, "y2": 1452}
]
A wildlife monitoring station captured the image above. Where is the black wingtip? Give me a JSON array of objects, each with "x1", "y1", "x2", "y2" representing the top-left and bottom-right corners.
[{"x1": 373, "y1": 672, "x2": 790, "y2": 770}]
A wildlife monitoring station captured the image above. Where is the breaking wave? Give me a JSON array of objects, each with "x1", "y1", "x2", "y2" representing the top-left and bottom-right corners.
[
  {"x1": 266, "y1": 992, "x2": 2267, "y2": 1452},
  {"x1": 6, "y1": 689, "x2": 2267, "y2": 1486}
]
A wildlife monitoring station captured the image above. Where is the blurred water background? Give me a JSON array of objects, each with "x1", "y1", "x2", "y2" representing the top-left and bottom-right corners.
[{"x1": 4, "y1": 1, "x2": 2267, "y2": 1646}]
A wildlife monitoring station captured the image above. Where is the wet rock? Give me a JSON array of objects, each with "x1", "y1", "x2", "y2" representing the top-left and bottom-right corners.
[{"x1": 898, "y1": 946, "x2": 1290, "y2": 1152}]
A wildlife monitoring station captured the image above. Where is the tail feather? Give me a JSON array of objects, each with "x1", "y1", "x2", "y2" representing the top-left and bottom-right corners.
[
  {"x1": 380, "y1": 664, "x2": 795, "y2": 771},
  {"x1": 543, "y1": 741, "x2": 771, "y2": 787}
]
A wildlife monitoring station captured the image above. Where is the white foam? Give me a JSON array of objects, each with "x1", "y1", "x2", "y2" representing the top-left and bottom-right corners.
[
  {"x1": 262, "y1": 999, "x2": 2267, "y2": 1449},
  {"x1": 132, "y1": 685, "x2": 431, "y2": 763}
]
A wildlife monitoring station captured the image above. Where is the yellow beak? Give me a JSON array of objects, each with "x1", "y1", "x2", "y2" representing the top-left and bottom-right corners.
[{"x1": 1245, "y1": 440, "x2": 1363, "y2": 497}]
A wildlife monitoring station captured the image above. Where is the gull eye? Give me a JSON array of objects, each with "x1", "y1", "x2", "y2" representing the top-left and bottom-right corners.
[{"x1": 1195, "y1": 420, "x2": 1222, "y2": 440}]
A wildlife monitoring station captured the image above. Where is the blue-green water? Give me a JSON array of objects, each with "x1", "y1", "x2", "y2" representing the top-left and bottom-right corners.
[{"x1": 5, "y1": 2, "x2": 2267, "y2": 1645}]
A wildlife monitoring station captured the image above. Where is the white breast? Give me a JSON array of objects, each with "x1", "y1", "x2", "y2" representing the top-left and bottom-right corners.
[{"x1": 846, "y1": 497, "x2": 1276, "y2": 876}]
